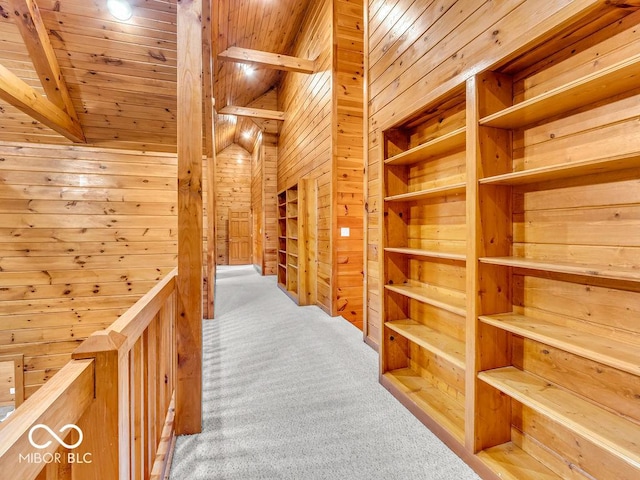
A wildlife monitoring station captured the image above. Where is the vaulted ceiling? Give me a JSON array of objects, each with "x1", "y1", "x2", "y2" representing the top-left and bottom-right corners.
[
  {"x1": 0, "y1": 0, "x2": 314, "y2": 154},
  {"x1": 212, "y1": 0, "x2": 313, "y2": 153}
]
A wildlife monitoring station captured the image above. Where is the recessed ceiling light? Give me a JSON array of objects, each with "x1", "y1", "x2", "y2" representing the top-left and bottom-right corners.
[
  {"x1": 242, "y1": 131, "x2": 251, "y2": 140},
  {"x1": 242, "y1": 64, "x2": 255, "y2": 77},
  {"x1": 107, "y1": 0, "x2": 133, "y2": 21}
]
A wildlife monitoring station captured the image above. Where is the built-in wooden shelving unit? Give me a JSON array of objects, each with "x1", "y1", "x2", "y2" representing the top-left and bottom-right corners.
[
  {"x1": 381, "y1": 84, "x2": 468, "y2": 452},
  {"x1": 380, "y1": 12, "x2": 640, "y2": 479},
  {"x1": 277, "y1": 185, "x2": 300, "y2": 303}
]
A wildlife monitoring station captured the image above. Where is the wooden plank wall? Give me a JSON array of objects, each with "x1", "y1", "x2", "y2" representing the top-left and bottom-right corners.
[
  {"x1": 215, "y1": 144, "x2": 251, "y2": 265},
  {"x1": 333, "y1": 0, "x2": 365, "y2": 328},
  {"x1": 251, "y1": 132, "x2": 278, "y2": 276},
  {"x1": 0, "y1": 141, "x2": 177, "y2": 399},
  {"x1": 365, "y1": 0, "x2": 611, "y2": 347},
  {"x1": 0, "y1": 0, "x2": 178, "y2": 152},
  {"x1": 262, "y1": 133, "x2": 278, "y2": 275},
  {"x1": 251, "y1": 136, "x2": 264, "y2": 273},
  {"x1": 278, "y1": 0, "x2": 333, "y2": 313}
]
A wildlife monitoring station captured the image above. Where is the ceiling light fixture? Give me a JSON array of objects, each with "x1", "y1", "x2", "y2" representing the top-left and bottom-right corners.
[
  {"x1": 107, "y1": 0, "x2": 133, "y2": 21},
  {"x1": 242, "y1": 64, "x2": 255, "y2": 77},
  {"x1": 242, "y1": 131, "x2": 251, "y2": 140}
]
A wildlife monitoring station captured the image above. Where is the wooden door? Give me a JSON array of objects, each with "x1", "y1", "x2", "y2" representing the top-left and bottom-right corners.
[{"x1": 228, "y1": 209, "x2": 252, "y2": 265}]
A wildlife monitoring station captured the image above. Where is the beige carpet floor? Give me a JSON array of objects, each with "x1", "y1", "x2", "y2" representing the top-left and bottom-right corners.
[{"x1": 170, "y1": 265, "x2": 480, "y2": 480}]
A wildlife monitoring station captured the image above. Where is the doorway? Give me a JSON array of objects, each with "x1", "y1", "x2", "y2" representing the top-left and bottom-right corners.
[{"x1": 228, "y1": 208, "x2": 252, "y2": 265}]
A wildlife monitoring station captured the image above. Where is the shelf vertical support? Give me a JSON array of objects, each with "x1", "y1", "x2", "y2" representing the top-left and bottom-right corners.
[{"x1": 466, "y1": 72, "x2": 514, "y2": 453}]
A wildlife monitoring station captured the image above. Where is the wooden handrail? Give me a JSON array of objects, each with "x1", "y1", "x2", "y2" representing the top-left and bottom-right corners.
[
  {"x1": 0, "y1": 359, "x2": 94, "y2": 480},
  {"x1": 0, "y1": 267, "x2": 179, "y2": 480},
  {"x1": 105, "y1": 267, "x2": 178, "y2": 352}
]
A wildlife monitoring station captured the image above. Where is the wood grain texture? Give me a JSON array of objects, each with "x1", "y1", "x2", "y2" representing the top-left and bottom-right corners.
[
  {"x1": 203, "y1": 0, "x2": 216, "y2": 319},
  {"x1": 215, "y1": 144, "x2": 251, "y2": 265},
  {"x1": 332, "y1": 0, "x2": 365, "y2": 328},
  {"x1": 0, "y1": 142, "x2": 177, "y2": 398},
  {"x1": 0, "y1": 0, "x2": 178, "y2": 150},
  {"x1": 278, "y1": 0, "x2": 332, "y2": 312},
  {"x1": 7, "y1": 0, "x2": 78, "y2": 119},
  {"x1": 365, "y1": 0, "x2": 621, "y2": 348},
  {"x1": 176, "y1": 0, "x2": 202, "y2": 435},
  {"x1": 218, "y1": 46, "x2": 316, "y2": 74},
  {"x1": 213, "y1": 0, "x2": 314, "y2": 153},
  {"x1": 0, "y1": 62, "x2": 85, "y2": 142}
]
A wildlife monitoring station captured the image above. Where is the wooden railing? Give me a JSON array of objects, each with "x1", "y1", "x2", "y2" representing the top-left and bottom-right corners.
[{"x1": 0, "y1": 268, "x2": 178, "y2": 480}]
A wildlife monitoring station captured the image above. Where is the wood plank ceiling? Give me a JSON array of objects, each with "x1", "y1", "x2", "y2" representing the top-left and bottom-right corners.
[
  {"x1": 0, "y1": 0, "x2": 314, "y2": 154},
  {"x1": 213, "y1": 0, "x2": 313, "y2": 154},
  {"x1": 0, "y1": 0, "x2": 178, "y2": 152}
]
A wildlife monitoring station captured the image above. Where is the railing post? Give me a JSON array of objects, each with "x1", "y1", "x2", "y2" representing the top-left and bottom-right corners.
[{"x1": 72, "y1": 330, "x2": 129, "y2": 480}]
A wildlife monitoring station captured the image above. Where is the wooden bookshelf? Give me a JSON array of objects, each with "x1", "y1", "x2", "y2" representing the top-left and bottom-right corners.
[
  {"x1": 384, "y1": 247, "x2": 465, "y2": 262},
  {"x1": 468, "y1": 18, "x2": 640, "y2": 479},
  {"x1": 380, "y1": 12, "x2": 640, "y2": 480},
  {"x1": 476, "y1": 443, "x2": 560, "y2": 480},
  {"x1": 479, "y1": 313, "x2": 640, "y2": 377},
  {"x1": 276, "y1": 190, "x2": 287, "y2": 291},
  {"x1": 384, "y1": 284, "x2": 466, "y2": 317},
  {"x1": 384, "y1": 183, "x2": 466, "y2": 202},
  {"x1": 479, "y1": 53, "x2": 640, "y2": 129},
  {"x1": 478, "y1": 256, "x2": 640, "y2": 283},
  {"x1": 277, "y1": 185, "x2": 300, "y2": 303},
  {"x1": 382, "y1": 368, "x2": 465, "y2": 444},
  {"x1": 479, "y1": 367, "x2": 640, "y2": 470},
  {"x1": 384, "y1": 127, "x2": 466, "y2": 166},
  {"x1": 381, "y1": 86, "x2": 468, "y2": 452}
]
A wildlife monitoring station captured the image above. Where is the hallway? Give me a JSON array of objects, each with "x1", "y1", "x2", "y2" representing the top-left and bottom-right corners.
[{"x1": 170, "y1": 266, "x2": 479, "y2": 479}]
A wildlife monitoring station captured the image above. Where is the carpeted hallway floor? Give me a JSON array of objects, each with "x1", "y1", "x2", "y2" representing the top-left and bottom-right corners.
[{"x1": 170, "y1": 265, "x2": 480, "y2": 480}]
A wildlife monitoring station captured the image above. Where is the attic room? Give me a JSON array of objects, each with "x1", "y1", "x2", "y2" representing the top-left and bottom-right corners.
[{"x1": 1, "y1": 0, "x2": 639, "y2": 479}]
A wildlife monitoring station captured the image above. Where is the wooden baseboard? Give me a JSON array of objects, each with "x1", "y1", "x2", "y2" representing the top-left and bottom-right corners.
[{"x1": 363, "y1": 335, "x2": 378, "y2": 352}]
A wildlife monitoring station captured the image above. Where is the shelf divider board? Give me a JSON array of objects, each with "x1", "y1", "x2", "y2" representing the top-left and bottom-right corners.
[
  {"x1": 479, "y1": 366, "x2": 640, "y2": 470},
  {"x1": 466, "y1": 71, "x2": 515, "y2": 452},
  {"x1": 385, "y1": 319, "x2": 465, "y2": 369},
  {"x1": 476, "y1": 442, "x2": 561, "y2": 480},
  {"x1": 384, "y1": 247, "x2": 465, "y2": 261},
  {"x1": 384, "y1": 127, "x2": 466, "y2": 166},
  {"x1": 384, "y1": 284, "x2": 466, "y2": 317},
  {"x1": 479, "y1": 153, "x2": 640, "y2": 186},
  {"x1": 384, "y1": 183, "x2": 466, "y2": 202},
  {"x1": 479, "y1": 53, "x2": 640, "y2": 129},
  {"x1": 383, "y1": 368, "x2": 465, "y2": 443},
  {"x1": 479, "y1": 256, "x2": 640, "y2": 282},
  {"x1": 480, "y1": 313, "x2": 640, "y2": 377}
]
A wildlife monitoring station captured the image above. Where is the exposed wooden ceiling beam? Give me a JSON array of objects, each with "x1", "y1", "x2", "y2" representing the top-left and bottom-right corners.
[
  {"x1": 8, "y1": 0, "x2": 81, "y2": 125},
  {"x1": 218, "y1": 46, "x2": 316, "y2": 74},
  {"x1": 0, "y1": 63, "x2": 86, "y2": 143},
  {"x1": 219, "y1": 105, "x2": 285, "y2": 121}
]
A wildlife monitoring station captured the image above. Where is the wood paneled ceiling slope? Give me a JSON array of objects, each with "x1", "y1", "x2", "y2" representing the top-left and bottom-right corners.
[
  {"x1": 213, "y1": 0, "x2": 315, "y2": 154},
  {"x1": 0, "y1": 0, "x2": 315, "y2": 155},
  {"x1": 0, "y1": 0, "x2": 178, "y2": 152}
]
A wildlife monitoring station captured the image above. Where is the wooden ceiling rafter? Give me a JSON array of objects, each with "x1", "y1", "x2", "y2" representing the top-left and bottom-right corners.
[
  {"x1": 0, "y1": 63, "x2": 85, "y2": 142},
  {"x1": 219, "y1": 105, "x2": 284, "y2": 121},
  {"x1": 218, "y1": 46, "x2": 316, "y2": 74},
  {"x1": 2, "y1": 0, "x2": 85, "y2": 143}
]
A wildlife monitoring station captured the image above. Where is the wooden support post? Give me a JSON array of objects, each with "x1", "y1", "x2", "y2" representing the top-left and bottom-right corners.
[
  {"x1": 203, "y1": 0, "x2": 216, "y2": 319},
  {"x1": 72, "y1": 330, "x2": 129, "y2": 480},
  {"x1": 176, "y1": 0, "x2": 203, "y2": 435}
]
